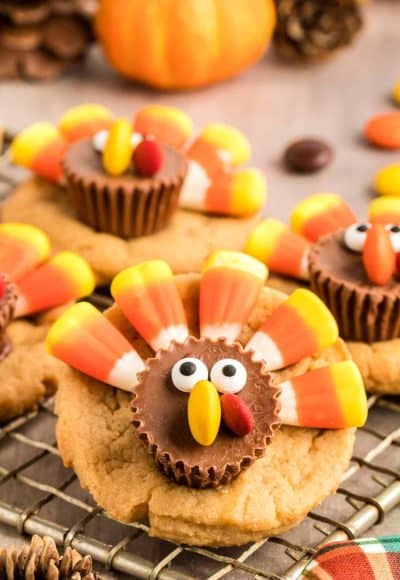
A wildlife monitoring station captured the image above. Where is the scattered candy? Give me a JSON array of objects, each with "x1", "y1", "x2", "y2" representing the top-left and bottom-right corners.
[
  {"x1": 362, "y1": 224, "x2": 395, "y2": 285},
  {"x1": 374, "y1": 162, "x2": 400, "y2": 197},
  {"x1": 291, "y1": 193, "x2": 356, "y2": 242},
  {"x1": 364, "y1": 112, "x2": 400, "y2": 150},
  {"x1": 133, "y1": 105, "x2": 192, "y2": 150},
  {"x1": 245, "y1": 218, "x2": 310, "y2": 280},
  {"x1": 192, "y1": 124, "x2": 251, "y2": 168},
  {"x1": 0, "y1": 223, "x2": 50, "y2": 281},
  {"x1": 11, "y1": 122, "x2": 66, "y2": 182},
  {"x1": 278, "y1": 361, "x2": 367, "y2": 428},
  {"x1": 14, "y1": 251, "x2": 95, "y2": 317},
  {"x1": 283, "y1": 138, "x2": 333, "y2": 174},
  {"x1": 245, "y1": 288, "x2": 338, "y2": 370},
  {"x1": 221, "y1": 393, "x2": 254, "y2": 436},
  {"x1": 368, "y1": 197, "x2": 400, "y2": 225},
  {"x1": 188, "y1": 380, "x2": 221, "y2": 446},
  {"x1": 200, "y1": 251, "x2": 267, "y2": 342},
  {"x1": 393, "y1": 80, "x2": 400, "y2": 106},
  {"x1": 102, "y1": 118, "x2": 133, "y2": 177},
  {"x1": 59, "y1": 103, "x2": 113, "y2": 142},
  {"x1": 47, "y1": 302, "x2": 145, "y2": 391},
  {"x1": 111, "y1": 260, "x2": 188, "y2": 351},
  {"x1": 132, "y1": 138, "x2": 164, "y2": 177}
]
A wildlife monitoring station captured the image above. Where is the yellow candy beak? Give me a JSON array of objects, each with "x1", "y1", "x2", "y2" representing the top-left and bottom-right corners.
[{"x1": 188, "y1": 380, "x2": 221, "y2": 446}]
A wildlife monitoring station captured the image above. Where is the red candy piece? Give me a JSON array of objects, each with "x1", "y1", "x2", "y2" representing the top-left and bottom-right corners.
[
  {"x1": 0, "y1": 277, "x2": 5, "y2": 300},
  {"x1": 132, "y1": 139, "x2": 164, "y2": 177},
  {"x1": 396, "y1": 253, "x2": 400, "y2": 276},
  {"x1": 221, "y1": 393, "x2": 254, "y2": 437}
]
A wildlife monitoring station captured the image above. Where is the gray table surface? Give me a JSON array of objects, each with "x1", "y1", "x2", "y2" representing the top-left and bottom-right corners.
[{"x1": 0, "y1": 1, "x2": 400, "y2": 578}]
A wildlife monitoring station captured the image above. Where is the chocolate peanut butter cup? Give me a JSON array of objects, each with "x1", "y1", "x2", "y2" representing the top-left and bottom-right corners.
[
  {"x1": 309, "y1": 230, "x2": 400, "y2": 342},
  {"x1": 132, "y1": 337, "x2": 280, "y2": 489},
  {"x1": 0, "y1": 274, "x2": 17, "y2": 360},
  {"x1": 63, "y1": 138, "x2": 187, "y2": 239}
]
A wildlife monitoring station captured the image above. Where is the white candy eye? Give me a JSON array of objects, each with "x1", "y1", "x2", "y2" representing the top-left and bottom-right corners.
[
  {"x1": 92, "y1": 129, "x2": 109, "y2": 152},
  {"x1": 171, "y1": 357, "x2": 208, "y2": 393},
  {"x1": 344, "y1": 223, "x2": 371, "y2": 252},
  {"x1": 210, "y1": 359, "x2": 247, "y2": 394},
  {"x1": 385, "y1": 224, "x2": 400, "y2": 252},
  {"x1": 92, "y1": 130, "x2": 143, "y2": 153}
]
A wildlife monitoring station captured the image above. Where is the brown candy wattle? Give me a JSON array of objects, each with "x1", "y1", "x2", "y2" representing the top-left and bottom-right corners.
[
  {"x1": 284, "y1": 138, "x2": 333, "y2": 173},
  {"x1": 131, "y1": 337, "x2": 281, "y2": 489}
]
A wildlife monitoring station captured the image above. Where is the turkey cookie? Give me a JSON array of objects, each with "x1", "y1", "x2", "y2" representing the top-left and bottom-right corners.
[
  {"x1": 49, "y1": 251, "x2": 367, "y2": 546},
  {"x1": 5, "y1": 104, "x2": 266, "y2": 284},
  {"x1": 0, "y1": 223, "x2": 95, "y2": 422},
  {"x1": 246, "y1": 194, "x2": 400, "y2": 394}
]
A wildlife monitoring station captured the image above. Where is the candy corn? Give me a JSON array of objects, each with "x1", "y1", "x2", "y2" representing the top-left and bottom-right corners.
[
  {"x1": 189, "y1": 124, "x2": 251, "y2": 168},
  {"x1": 58, "y1": 104, "x2": 113, "y2": 142},
  {"x1": 245, "y1": 288, "x2": 338, "y2": 370},
  {"x1": 180, "y1": 164, "x2": 267, "y2": 217},
  {"x1": 14, "y1": 252, "x2": 95, "y2": 317},
  {"x1": 278, "y1": 361, "x2": 367, "y2": 428},
  {"x1": 111, "y1": 261, "x2": 188, "y2": 351},
  {"x1": 47, "y1": 302, "x2": 145, "y2": 391},
  {"x1": 200, "y1": 251, "x2": 267, "y2": 342},
  {"x1": 0, "y1": 223, "x2": 50, "y2": 281},
  {"x1": 11, "y1": 123, "x2": 67, "y2": 182},
  {"x1": 368, "y1": 197, "x2": 400, "y2": 225},
  {"x1": 133, "y1": 105, "x2": 192, "y2": 150},
  {"x1": 188, "y1": 380, "x2": 221, "y2": 446},
  {"x1": 245, "y1": 218, "x2": 311, "y2": 280},
  {"x1": 291, "y1": 193, "x2": 356, "y2": 242},
  {"x1": 102, "y1": 118, "x2": 133, "y2": 176},
  {"x1": 362, "y1": 224, "x2": 395, "y2": 285}
]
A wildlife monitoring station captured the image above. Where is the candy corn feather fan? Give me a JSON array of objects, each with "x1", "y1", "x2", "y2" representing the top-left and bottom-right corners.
[
  {"x1": 47, "y1": 250, "x2": 367, "y2": 431},
  {"x1": 0, "y1": 222, "x2": 95, "y2": 317},
  {"x1": 11, "y1": 104, "x2": 267, "y2": 218}
]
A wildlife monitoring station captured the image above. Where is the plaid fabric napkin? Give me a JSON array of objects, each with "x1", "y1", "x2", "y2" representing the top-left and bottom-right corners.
[{"x1": 301, "y1": 536, "x2": 400, "y2": 579}]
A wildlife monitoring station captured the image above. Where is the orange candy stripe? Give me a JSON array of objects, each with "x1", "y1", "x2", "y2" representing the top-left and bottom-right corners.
[
  {"x1": 134, "y1": 112, "x2": 187, "y2": 150},
  {"x1": 204, "y1": 172, "x2": 234, "y2": 214},
  {"x1": 31, "y1": 139, "x2": 66, "y2": 182},
  {"x1": 301, "y1": 205, "x2": 356, "y2": 242},
  {"x1": 188, "y1": 139, "x2": 226, "y2": 176},
  {"x1": 292, "y1": 366, "x2": 345, "y2": 428},
  {"x1": 0, "y1": 238, "x2": 37, "y2": 281},
  {"x1": 116, "y1": 280, "x2": 186, "y2": 345},
  {"x1": 16, "y1": 263, "x2": 78, "y2": 315},
  {"x1": 200, "y1": 268, "x2": 263, "y2": 327},
  {"x1": 51, "y1": 316, "x2": 133, "y2": 384},
  {"x1": 267, "y1": 233, "x2": 309, "y2": 279},
  {"x1": 259, "y1": 303, "x2": 318, "y2": 365},
  {"x1": 63, "y1": 119, "x2": 113, "y2": 143}
]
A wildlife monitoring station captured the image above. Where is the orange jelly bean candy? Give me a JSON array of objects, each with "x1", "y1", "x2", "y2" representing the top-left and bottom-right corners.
[{"x1": 364, "y1": 112, "x2": 400, "y2": 149}]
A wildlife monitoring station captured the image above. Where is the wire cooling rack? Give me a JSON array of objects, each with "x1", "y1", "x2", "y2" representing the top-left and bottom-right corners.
[{"x1": 0, "y1": 134, "x2": 400, "y2": 579}]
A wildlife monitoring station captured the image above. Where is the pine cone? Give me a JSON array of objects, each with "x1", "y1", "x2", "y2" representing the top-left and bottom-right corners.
[
  {"x1": 274, "y1": 0, "x2": 363, "y2": 62},
  {"x1": 0, "y1": 535, "x2": 101, "y2": 579},
  {"x1": 0, "y1": 0, "x2": 96, "y2": 80}
]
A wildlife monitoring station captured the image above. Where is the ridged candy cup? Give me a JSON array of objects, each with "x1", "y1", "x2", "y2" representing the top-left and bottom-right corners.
[{"x1": 62, "y1": 138, "x2": 188, "y2": 239}]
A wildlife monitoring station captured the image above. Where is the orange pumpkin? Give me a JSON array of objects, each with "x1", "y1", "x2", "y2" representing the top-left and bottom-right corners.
[{"x1": 96, "y1": 0, "x2": 276, "y2": 90}]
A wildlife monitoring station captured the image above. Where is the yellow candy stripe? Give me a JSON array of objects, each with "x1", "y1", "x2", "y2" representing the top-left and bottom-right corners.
[
  {"x1": 112, "y1": 260, "x2": 173, "y2": 292},
  {"x1": 230, "y1": 169, "x2": 267, "y2": 215},
  {"x1": 287, "y1": 288, "x2": 338, "y2": 350},
  {"x1": 330, "y1": 361, "x2": 368, "y2": 428},
  {"x1": 202, "y1": 250, "x2": 268, "y2": 281},
  {"x1": 134, "y1": 105, "x2": 193, "y2": 149},
  {"x1": 369, "y1": 197, "x2": 400, "y2": 224},
  {"x1": 200, "y1": 124, "x2": 251, "y2": 166},
  {"x1": 102, "y1": 118, "x2": 133, "y2": 176},
  {"x1": 0, "y1": 223, "x2": 50, "y2": 262},
  {"x1": 11, "y1": 123, "x2": 59, "y2": 167},
  {"x1": 50, "y1": 252, "x2": 96, "y2": 296},
  {"x1": 374, "y1": 163, "x2": 400, "y2": 197},
  {"x1": 188, "y1": 380, "x2": 221, "y2": 446},
  {"x1": 245, "y1": 218, "x2": 287, "y2": 264},
  {"x1": 59, "y1": 104, "x2": 113, "y2": 136}
]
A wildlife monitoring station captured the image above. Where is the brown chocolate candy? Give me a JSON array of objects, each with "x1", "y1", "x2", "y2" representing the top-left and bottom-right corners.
[
  {"x1": 309, "y1": 230, "x2": 400, "y2": 342},
  {"x1": 284, "y1": 138, "x2": 333, "y2": 173},
  {"x1": 132, "y1": 337, "x2": 280, "y2": 489}
]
